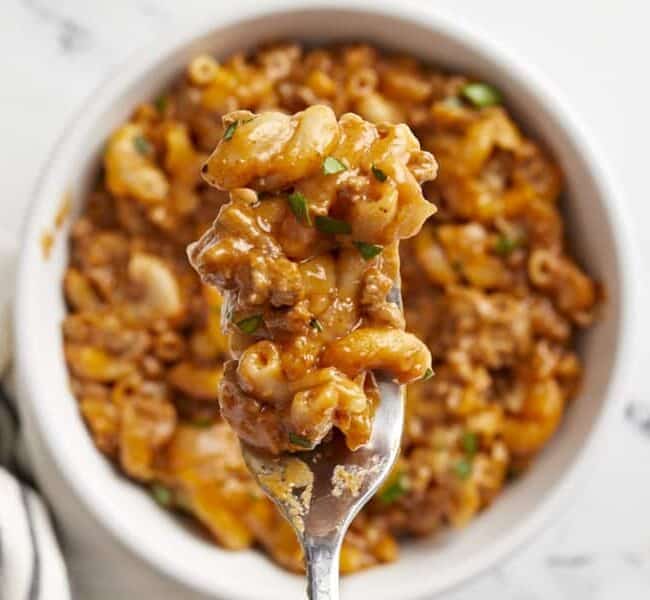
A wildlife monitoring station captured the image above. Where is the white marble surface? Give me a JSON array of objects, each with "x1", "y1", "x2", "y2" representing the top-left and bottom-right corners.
[{"x1": 2, "y1": 1, "x2": 650, "y2": 598}]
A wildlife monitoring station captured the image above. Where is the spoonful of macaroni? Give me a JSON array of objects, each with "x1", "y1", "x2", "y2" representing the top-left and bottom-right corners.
[{"x1": 188, "y1": 105, "x2": 437, "y2": 599}]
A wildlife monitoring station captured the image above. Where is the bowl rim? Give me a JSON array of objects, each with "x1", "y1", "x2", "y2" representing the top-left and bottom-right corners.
[{"x1": 13, "y1": 0, "x2": 640, "y2": 598}]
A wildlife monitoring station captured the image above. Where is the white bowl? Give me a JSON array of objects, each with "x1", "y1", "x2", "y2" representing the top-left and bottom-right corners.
[{"x1": 13, "y1": 1, "x2": 638, "y2": 599}]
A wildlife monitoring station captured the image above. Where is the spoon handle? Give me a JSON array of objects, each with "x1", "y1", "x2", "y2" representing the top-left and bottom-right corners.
[{"x1": 304, "y1": 535, "x2": 342, "y2": 600}]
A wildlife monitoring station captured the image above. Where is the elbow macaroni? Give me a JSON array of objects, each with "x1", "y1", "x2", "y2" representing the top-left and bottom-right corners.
[{"x1": 190, "y1": 105, "x2": 435, "y2": 453}]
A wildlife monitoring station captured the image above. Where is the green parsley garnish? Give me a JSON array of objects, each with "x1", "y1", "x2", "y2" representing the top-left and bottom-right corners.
[
  {"x1": 322, "y1": 156, "x2": 347, "y2": 175},
  {"x1": 287, "y1": 191, "x2": 312, "y2": 226},
  {"x1": 354, "y1": 241, "x2": 383, "y2": 260},
  {"x1": 371, "y1": 165, "x2": 387, "y2": 182},
  {"x1": 133, "y1": 135, "x2": 152, "y2": 156},
  {"x1": 494, "y1": 235, "x2": 519, "y2": 256},
  {"x1": 236, "y1": 314, "x2": 263, "y2": 334},
  {"x1": 379, "y1": 472, "x2": 409, "y2": 505},
  {"x1": 461, "y1": 82, "x2": 502, "y2": 108},
  {"x1": 191, "y1": 416, "x2": 214, "y2": 428},
  {"x1": 309, "y1": 318, "x2": 323, "y2": 332},
  {"x1": 154, "y1": 95, "x2": 168, "y2": 113},
  {"x1": 289, "y1": 432, "x2": 313, "y2": 448},
  {"x1": 151, "y1": 483, "x2": 172, "y2": 507},
  {"x1": 421, "y1": 367, "x2": 434, "y2": 381},
  {"x1": 223, "y1": 120, "x2": 238, "y2": 141},
  {"x1": 454, "y1": 458, "x2": 472, "y2": 480},
  {"x1": 461, "y1": 431, "x2": 478, "y2": 455},
  {"x1": 315, "y1": 215, "x2": 352, "y2": 235}
]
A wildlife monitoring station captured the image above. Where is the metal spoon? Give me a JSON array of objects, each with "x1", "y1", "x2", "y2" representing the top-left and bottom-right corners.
[{"x1": 241, "y1": 287, "x2": 406, "y2": 600}]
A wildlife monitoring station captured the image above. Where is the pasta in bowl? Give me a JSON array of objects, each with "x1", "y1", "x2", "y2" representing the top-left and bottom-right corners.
[{"x1": 60, "y1": 41, "x2": 599, "y2": 574}]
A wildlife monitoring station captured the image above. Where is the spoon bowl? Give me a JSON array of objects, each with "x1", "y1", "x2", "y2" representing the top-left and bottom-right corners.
[{"x1": 242, "y1": 377, "x2": 405, "y2": 599}]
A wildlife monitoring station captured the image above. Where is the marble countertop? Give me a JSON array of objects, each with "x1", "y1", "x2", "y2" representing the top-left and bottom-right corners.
[{"x1": 2, "y1": 1, "x2": 649, "y2": 598}]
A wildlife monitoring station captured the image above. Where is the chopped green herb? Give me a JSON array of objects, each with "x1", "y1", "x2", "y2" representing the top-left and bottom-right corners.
[
  {"x1": 461, "y1": 431, "x2": 478, "y2": 455},
  {"x1": 315, "y1": 215, "x2": 352, "y2": 235},
  {"x1": 133, "y1": 135, "x2": 152, "y2": 156},
  {"x1": 236, "y1": 314, "x2": 263, "y2": 334},
  {"x1": 494, "y1": 235, "x2": 520, "y2": 256},
  {"x1": 354, "y1": 241, "x2": 383, "y2": 260},
  {"x1": 309, "y1": 318, "x2": 323, "y2": 332},
  {"x1": 461, "y1": 82, "x2": 502, "y2": 108},
  {"x1": 379, "y1": 472, "x2": 409, "y2": 505},
  {"x1": 289, "y1": 432, "x2": 313, "y2": 448},
  {"x1": 287, "y1": 191, "x2": 312, "y2": 226},
  {"x1": 223, "y1": 120, "x2": 238, "y2": 141},
  {"x1": 454, "y1": 458, "x2": 472, "y2": 480},
  {"x1": 191, "y1": 416, "x2": 214, "y2": 428},
  {"x1": 421, "y1": 367, "x2": 434, "y2": 381},
  {"x1": 154, "y1": 95, "x2": 168, "y2": 113},
  {"x1": 371, "y1": 164, "x2": 387, "y2": 182},
  {"x1": 151, "y1": 483, "x2": 172, "y2": 507},
  {"x1": 322, "y1": 156, "x2": 347, "y2": 175}
]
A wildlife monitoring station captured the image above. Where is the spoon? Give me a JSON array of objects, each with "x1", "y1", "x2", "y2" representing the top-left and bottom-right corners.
[
  {"x1": 241, "y1": 289, "x2": 406, "y2": 600},
  {"x1": 242, "y1": 378, "x2": 403, "y2": 599}
]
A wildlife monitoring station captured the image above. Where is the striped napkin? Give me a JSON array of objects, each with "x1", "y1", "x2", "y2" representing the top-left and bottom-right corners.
[{"x1": 0, "y1": 236, "x2": 71, "y2": 600}]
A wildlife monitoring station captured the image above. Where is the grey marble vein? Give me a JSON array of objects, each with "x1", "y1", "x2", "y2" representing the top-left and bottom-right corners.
[
  {"x1": 22, "y1": 0, "x2": 92, "y2": 52},
  {"x1": 625, "y1": 400, "x2": 650, "y2": 437},
  {"x1": 136, "y1": 0, "x2": 172, "y2": 21},
  {"x1": 546, "y1": 554, "x2": 594, "y2": 568}
]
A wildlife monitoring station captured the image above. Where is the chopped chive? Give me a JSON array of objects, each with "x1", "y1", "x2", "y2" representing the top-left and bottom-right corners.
[
  {"x1": 236, "y1": 314, "x2": 263, "y2": 334},
  {"x1": 287, "y1": 192, "x2": 312, "y2": 226},
  {"x1": 371, "y1": 164, "x2": 387, "y2": 182},
  {"x1": 151, "y1": 483, "x2": 172, "y2": 507},
  {"x1": 315, "y1": 215, "x2": 352, "y2": 235},
  {"x1": 133, "y1": 135, "x2": 152, "y2": 156},
  {"x1": 461, "y1": 82, "x2": 502, "y2": 108},
  {"x1": 191, "y1": 416, "x2": 214, "y2": 428},
  {"x1": 379, "y1": 472, "x2": 409, "y2": 505},
  {"x1": 309, "y1": 318, "x2": 323, "y2": 332},
  {"x1": 354, "y1": 241, "x2": 383, "y2": 260},
  {"x1": 223, "y1": 120, "x2": 238, "y2": 141},
  {"x1": 494, "y1": 235, "x2": 519, "y2": 256},
  {"x1": 154, "y1": 95, "x2": 168, "y2": 113},
  {"x1": 461, "y1": 431, "x2": 478, "y2": 455},
  {"x1": 289, "y1": 432, "x2": 313, "y2": 448},
  {"x1": 421, "y1": 367, "x2": 434, "y2": 381},
  {"x1": 454, "y1": 458, "x2": 472, "y2": 480},
  {"x1": 322, "y1": 156, "x2": 347, "y2": 175}
]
